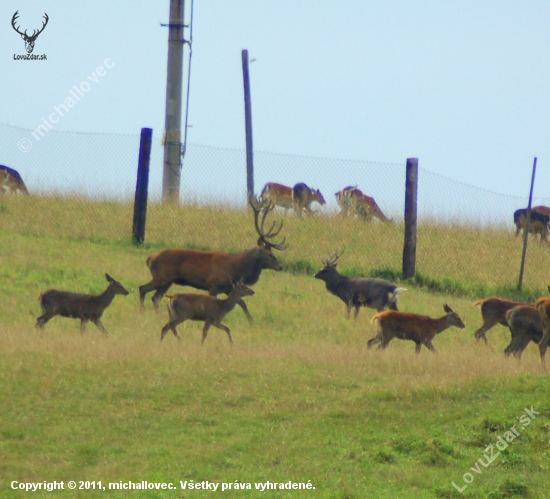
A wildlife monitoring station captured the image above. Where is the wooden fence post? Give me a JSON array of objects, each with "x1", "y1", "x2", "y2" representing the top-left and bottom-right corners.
[
  {"x1": 403, "y1": 158, "x2": 418, "y2": 279},
  {"x1": 132, "y1": 128, "x2": 153, "y2": 246}
]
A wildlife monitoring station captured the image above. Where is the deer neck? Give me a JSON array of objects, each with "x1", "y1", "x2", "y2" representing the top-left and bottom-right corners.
[
  {"x1": 97, "y1": 285, "x2": 117, "y2": 311},
  {"x1": 433, "y1": 315, "x2": 454, "y2": 335}
]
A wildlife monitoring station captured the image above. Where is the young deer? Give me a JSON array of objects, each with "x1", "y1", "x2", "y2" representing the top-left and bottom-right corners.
[
  {"x1": 314, "y1": 251, "x2": 405, "y2": 319},
  {"x1": 160, "y1": 281, "x2": 255, "y2": 343},
  {"x1": 503, "y1": 305, "x2": 543, "y2": 360},
  {"x1": 36, "y1": 274, "x2": 129, "y2": 335},
  {"x1": 368, "y1": 304, "x2": 465, "y2": 354},
  {"x1": 472, "y1": 297, "x2": 527, "y2": 345},
  {"x1": 535, "y1": 289, "x2": 550, "y2": 368}
]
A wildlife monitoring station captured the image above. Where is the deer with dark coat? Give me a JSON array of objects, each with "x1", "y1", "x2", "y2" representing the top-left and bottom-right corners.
[
  {"x1": 36, "y1": 274, "x2": 129, "y2": 335},
  {"x1": 314, "y1": 251, "x2": 406, "y2": 318},
  {"x1": 161, "y1": 281, "x2": 255, "y2": 343},
  {"x1": 503, "y1": 305, "x2": 543, "y2": 359},
  {"x1": 473, "y1": 297, "x2": 528, "y2": 345}
]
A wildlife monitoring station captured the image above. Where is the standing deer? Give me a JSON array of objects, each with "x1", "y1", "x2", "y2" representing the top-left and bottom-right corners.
[
  {"x1": 161, "y1": 281, "x2": 255, "y2": 343},
  {"x1": 35, "y1": 274, "x2": 129, "y2": 335},
  {"x1": 314, "y1": 251, "x2": 405, "y2": 318},
  {"x1": 472, "y1": 297, "x2": 528, "y2": 345},
  {"x1": 368, "y1": 305, "x2": 465, "y2": 353},
  {"x1": 139, "y1": 195, "x2": 287, "y2": 321},
  {"x1": 292, "y1": 183, "x2": 326, "y2": 217},
  {"x1": 535, "y1": 288, "x2": 550, "y2": 368},
  {"x1": 260, "y1": 182, "x2": 294, "y2": 213},
  {"x1": 503, "y1": 305, "x2": 543, "y2": 360}
]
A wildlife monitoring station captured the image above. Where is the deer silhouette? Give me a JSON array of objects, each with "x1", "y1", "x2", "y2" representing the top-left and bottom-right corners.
[{"x1": 12, "y1": 11, "x2": 49, "y2": 54}]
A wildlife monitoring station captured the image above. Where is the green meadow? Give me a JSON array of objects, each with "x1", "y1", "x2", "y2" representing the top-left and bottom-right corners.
[{"x1": 0, "y1": 195, "x2": 549, "y2": 498}]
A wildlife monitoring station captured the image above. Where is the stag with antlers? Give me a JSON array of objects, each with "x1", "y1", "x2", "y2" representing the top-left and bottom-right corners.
[
  {"x1": 12, "y1": 11, "x2": 49, "y2": 54},
  {"x1": 139, "y1": 194, "x2": 287, "y2": 321},
  {"x1": 314, "y1": 250, "x2": 406, "y2": 318}
]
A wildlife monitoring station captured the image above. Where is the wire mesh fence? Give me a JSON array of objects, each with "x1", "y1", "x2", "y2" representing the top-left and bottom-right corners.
[{"x1": 2, "y1": 122, "x2": 550, "y2": 293}]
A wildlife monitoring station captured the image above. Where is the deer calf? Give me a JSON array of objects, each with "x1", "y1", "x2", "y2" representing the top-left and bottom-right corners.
[
  {"x1": 314, "y1": 251, "x2": 405, "y2": 318},
  {"x1": 36, "y1": 274, "x2": 129, "y2": 335},
  {"x1": 503, "y1": 305, "x2": 543, "y2": 360},
  {"x1": 160, "y1": 281, "x2": 255, "y2": 343},
  {"x1": 472, "y1": 297, "x2": 527, "y2": 345},
  {"x1": 368, "y1": 304, "x2": 465, "y2": 354}
]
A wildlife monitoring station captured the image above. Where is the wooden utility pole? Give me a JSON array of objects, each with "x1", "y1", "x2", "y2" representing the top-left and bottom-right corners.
[
  {"x1": 518, "y1": 157, "x2": 537, "y2": 290},
  {"x1": 242, "y1": 49, "x2": 254, "y2": 197},
  {"x1": 402, "y1": 158, "x2": 419, "y2": 279},
  {"x1": 132, "y1": 128, "x2": 153, "y2": 246},
  {"x1": 162, "y1": 0, "x2": 185, "y2": 203}
]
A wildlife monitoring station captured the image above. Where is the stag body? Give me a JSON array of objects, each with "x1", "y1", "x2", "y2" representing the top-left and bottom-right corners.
[
  {"x1": 12, "y1": 11, "x2": 49, "y2": 54},
  {"x1": 314, "y1": 252, "x2": 405, "y2": 318},
  {"x1": 139, "y1": 195, "x2": 287, "y2": 320},
  {"x1": 161, "y1": 281, "x2": 255, "y2": 343},
  {"x1": 368, "y1": 305, "x2": 465, "y2": 353},
  {"x1": 503, "y1": 305, "x2": 543, "y2": 359},
  {"x1": 535, "y1": 291, "x2": 550, "y2": 367},
  {"x1": 473, "y1": 297, "x2": 527, "y2": 345},
  {"x1": 36, "y1": 274, "x2": 129, "y2": 335}
]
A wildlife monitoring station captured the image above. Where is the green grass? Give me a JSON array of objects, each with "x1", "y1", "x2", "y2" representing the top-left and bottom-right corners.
[{"x1": 0, "y1": 195, "x2": 549, "y2": 498}]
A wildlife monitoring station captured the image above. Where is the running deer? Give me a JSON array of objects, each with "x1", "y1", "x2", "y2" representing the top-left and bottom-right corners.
[
  {"x1": 535, "y1": 287, "x2": 550, "y2": 368},
  {"x1": 139, "y1": 194, "x2": 287, "y2": 320},
  {"x1": 160, "y1": 280, "x2": 255, "y2": 343},
  {"x1": 314, "y1": 251, "x2": 405, "y2": 318},
  {"x1": 368, "y1": 305, "x2": 465, "y2": 353},
  {"x1": 36, "y1": 274, "x2": 129, "y2": 335},
  {"x1": 503, "y1": 305, "x2": 543, "y2": 360},
  {"x1": 472, "y1": 297, "x2": 528, "y2": 345}
]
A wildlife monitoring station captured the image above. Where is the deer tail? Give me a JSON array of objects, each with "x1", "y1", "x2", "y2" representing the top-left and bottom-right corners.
[{"x1": 472, "y1": 299, "x2": 485, "y2": 307}]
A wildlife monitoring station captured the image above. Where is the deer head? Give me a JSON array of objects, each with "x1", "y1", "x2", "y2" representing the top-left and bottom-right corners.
[{"x1": 12, "y1": 11, "x2": 49, "y2": 54}]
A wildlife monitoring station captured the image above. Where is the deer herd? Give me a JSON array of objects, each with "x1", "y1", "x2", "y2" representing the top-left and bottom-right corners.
[{"x1": 30, "y1": 185, "x2": 550, "y2": 369}]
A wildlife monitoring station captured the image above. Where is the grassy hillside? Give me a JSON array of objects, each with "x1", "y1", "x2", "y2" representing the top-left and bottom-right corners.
[{"x1": 0, "y1": 195, "x2": 549, "y2": 498}]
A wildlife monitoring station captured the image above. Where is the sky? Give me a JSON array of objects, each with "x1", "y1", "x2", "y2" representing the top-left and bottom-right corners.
[{"x1": 1, "y1": 0, "x2": 550, "y2": 206}]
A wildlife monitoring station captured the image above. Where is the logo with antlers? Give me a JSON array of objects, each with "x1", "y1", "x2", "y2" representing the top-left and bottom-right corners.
[{"x1": 11, "y1": 11, "x2": 49, "y2": 54}]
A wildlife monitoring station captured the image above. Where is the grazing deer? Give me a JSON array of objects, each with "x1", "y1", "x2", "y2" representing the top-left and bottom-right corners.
[
  {"x1": 0, "y1": 165, "x2": 29, "y2": 195},
  {"x1": 368, "y1": 304, "x2": 465, "y2": 353},
  {"x1": 161, "y1": 281, "x2": 255, "y2": 343},
  {"x1": 314, "y1": 251, "x2": 405, "y2": 318},
  {"x1": 260, "y1": 182, "x2": 294, "y2": 213},
  {"x1": 139, "y1": 195, "x2": 287, "y2": 320},
  {"x1": 535, "y1": 288, "x2": 550, "y2": 368},
  {"x1": 292, "y1": 183, "x2": 326, "y2": 217},
  {"x1": 513, "y1": 208, "x2": 549, "y2": 244},
  {"x1": 472, "y1": 297, "x2": 528, "y2": 345},
  {"x1": 503, "y1": 305, "x2": 543, "y2": 360},
  {"x1": 36, "y1": 274, "x2": 129, "y2": 335},
  {"x1": 335, "y1": 186, "x2": 391, "y2": 222}
]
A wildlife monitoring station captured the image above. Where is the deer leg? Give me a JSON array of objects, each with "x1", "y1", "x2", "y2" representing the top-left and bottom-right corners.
[
  {"x1": 353, "y1": 304, "x2": 361, "y2": 319},
  {"x1": 367, "y1": 336, "x2": 381, "y2": 350},
  {"x1": 415, "y1": 341, "x2": 422, "y2": 354},
  {"x1": 80, "y1": 319, "x2": 89, "y2": 335},
  {"x1": 423, "y1": 340, "x2": 437, "y2": 354},
  {"x1": 160, "y1": 317, "x2": 184, "y2": 341},
  {"x1": 93, "y1": 319, "x2": 108, "y2": 337},
  {"x1": 538, "y1": 331, "x2": 550, "y2": 368},
  {"x1": 213, "y1": 322, "x2": 233, "y2": 344},
  {"x1": 36, "y1": 312, "x2": 55, "y2": 329},
  {"x1": 139, "y1": 281, "x2": 157, "y2": 309},
  {"x1": 201, "y1": 322, "x2": 212, "y2": 344},
  {"x1": 233, "y1": 297, "x2": 253, "y2": 323},
  {"x1": 511, "y1": 335, "x2": 531, "y2": 360},
  {"x1": 474, "y1": 321, "x2": 497, "y2": 345},
  {"x1": 152, "y1": 283, "x2": 172, "y2": 311}
]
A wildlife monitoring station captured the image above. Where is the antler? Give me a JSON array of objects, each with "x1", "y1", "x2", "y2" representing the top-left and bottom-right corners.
[
  {"x1": 30, "y1": 13, "x2": 49, "y2": 40},
  {"x1": 11, "y1": 11, "x2": 25, "y2": 37},
  {"x1": 324, "y1": 249, "x2": 344, "y2": 267},
  {"x1": 248, "y1": 193, "x2": 288, "y2": 251}
]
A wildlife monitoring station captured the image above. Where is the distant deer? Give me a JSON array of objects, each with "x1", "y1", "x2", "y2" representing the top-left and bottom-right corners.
[
  {"x1": 503, "y1": 305, "x2": 543, "y2": 360},
  {"x1": 472, "y1": 297, "x2": 528, "y2": 345},
  {"x1": 292, "y1": 183, "x2": 326, "y2": 217},
  {"x1": 535, "y1": 287, "x2": 550, "y2": 368},
  {"x1": 368, "y1": 304, "x2": 465, "y2": 353},
  {"x1": 161, "y1": 281, "x2": 255, "y2": 343},
  {"x1": 36, "y1": 274, "x2": 129, "y2": 335},
  {"x1": 139, "y1": 194, "x2": 287, "y2": 320},
  {"x1": 314, "y1": 251, "x2": 405, "y2": 318}
]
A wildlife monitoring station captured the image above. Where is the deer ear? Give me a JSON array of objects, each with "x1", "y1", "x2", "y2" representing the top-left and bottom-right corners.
[
  {"x1": 443, "y1": 304, "x2": 453, "y2": 313},
  {"x1": 105, "y1": 274, "x2": 114, "y2": 283}
]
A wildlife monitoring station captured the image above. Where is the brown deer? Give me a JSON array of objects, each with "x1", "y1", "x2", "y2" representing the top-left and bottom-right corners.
[
  {"x1": 260, "y1": 182, "x2": 294, "y2": 213},
  {"x1": 535, "y1": 288, "x2": 550, "y2": 368},
  {"x1": 472, "y1": 297, "x2": 528, "y2": 345},
  {"x1": 292, "y1": 183, "x2": 326, "y2": 217},
  {"x1": 160, "y1": 281, "x2": 255, "y2": 343},
  {"x1": 335, "y1": 186, "x2": 391, "y2": 222},
  {"x1": 368, "y1": 305, "x2": 465, "y2": 353},
  {"x1": 139, "y1": 195, "x2": 287, "y2": 320},
  {"x1": 503, "y1": 305, "x2": 543, "y2": 360},
  {"x1": 36, "y1": 274, "x2": 129, "y2": 335}
]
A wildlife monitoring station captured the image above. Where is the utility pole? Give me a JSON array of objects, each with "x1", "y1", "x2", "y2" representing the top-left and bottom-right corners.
[
  {"x1": 162, "y1": 0, "x2": 185, "y2": 203},
  {"x1": 242, "y1": 49, "x2": 254, "y2": 198}
]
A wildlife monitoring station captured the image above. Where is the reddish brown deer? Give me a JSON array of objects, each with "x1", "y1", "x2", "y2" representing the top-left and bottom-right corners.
[
  {"x1": 260, "y1": 182, "x2": 294, "y2": 213},
  {"x1": 36, "y1": 274, "x2": 129, "y2": 335},
  {"x1": 503, "y1": 305, "x2": 543, "y2": 360},
  {"x1": 472, "y1": 297, "x2": 528, "y2": 345},
  {"x1": 335, "y1": 186, "x2": 391, "y2": 222},
  {"x1": 139, "y1": 195, "x2": 287, "y2": 320},
  {"x1": 161, "y1": 281, "x2": 255, "y2": 343},
  {"x1": 292, "y1": 183, "x2": 326, "y2": 217},
  {"x1": 535, "y1": 290, "x2": 550, "y2": 368},
  {"x1": 368, "y1": 305, "x2": 465, "y2": 353}
]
